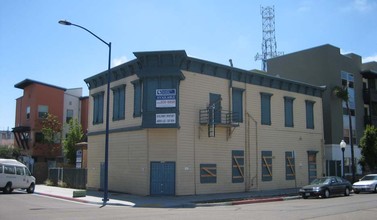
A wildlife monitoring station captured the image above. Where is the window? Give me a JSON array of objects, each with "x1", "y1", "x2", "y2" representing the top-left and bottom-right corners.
[
  {"x1": 4, "y1": 166, "x2": 15, "y2": 174},
  {"x1": 305, "y1": 100, "x2": 315, "y2": 129},
  {"x1": 38, "y1": 105, "x2": 48, "y2": 119},
  {"x1": 284, "y1": 97, "x2": 295, "y2": 127},
  {"x1": 112, "y1": 85, "x2": 126, "y2": 121},
  {"x1": 261, "y1": 151, "x2": 272, "y2": 181},
  {"x1": 0, "y1": 165, "x2": 3, "y2": 173},
  {"x1": 232, "y1": 150, "x2": 244, "y2": 183},
  {"x1": 210, "y1": 93, "x2": 222, "y2": 124},
  {"x1": 66, "y1": 109, "x2": 73, "y2": 123},
  {"x1": 26, "y1": 106, "x2": 30, "y2": 119},
  {"x1": 16, "y1": 167, "x2": 24, "y2": 175},
  {"x1": 232, "y1": 88, "x2": 244, "y2": 122},
  {"x1": 132, "y1": 80, "x2": 142, "y2": 117},
  {"x1": 308, "y1": 151, "x2": 318, "y2": 183},
  {"x1": 35, "y1": 132, "x2": 44, "y2": 143},
  {"x1": 285, "y1": 152, "x2": 295, "y2": 180},
  {"x1": 261, "y1": 93, "x2": 272, "y2": 125},
  {"x1": 92, "y1": 92, "x2": 104, "y2": 124},
  {"x1": 200, "y1": 164, "x2": 217, "y2": 183}
]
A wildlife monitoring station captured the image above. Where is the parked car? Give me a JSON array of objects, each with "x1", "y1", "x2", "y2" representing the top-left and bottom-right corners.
[
  {"x1": 299, "y1": 176, "x2": 352, "y2": 199},
  {"x1": 0, "y1": 159, "x2": 36, "y2": 194},
  {"x1": 352, "y1": 174, "x2": 377, "y2": 194}
]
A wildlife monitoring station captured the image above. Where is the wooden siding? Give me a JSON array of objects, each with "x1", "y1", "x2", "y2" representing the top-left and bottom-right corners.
[{"x1": 87, "y1": 67, "x2": 324, "y2": 196}]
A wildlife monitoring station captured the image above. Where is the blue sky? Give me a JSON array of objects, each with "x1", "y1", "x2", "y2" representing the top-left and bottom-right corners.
[{"x1": 1, "y1": 0, "x2": 377, "y2": 130}]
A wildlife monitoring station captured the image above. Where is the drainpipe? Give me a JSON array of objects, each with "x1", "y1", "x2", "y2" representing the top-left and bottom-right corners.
[
  {"x1": 228, "y1": 60, "x2": 233, "y2": 139},
  {"x1": 246, "y1": 112, "x2": 259, "y2": 190}
]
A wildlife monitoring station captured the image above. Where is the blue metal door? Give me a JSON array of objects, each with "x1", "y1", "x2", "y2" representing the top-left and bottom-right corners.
[{"x1": 150, "y1": 162, "x2": 175, "y2": 196}]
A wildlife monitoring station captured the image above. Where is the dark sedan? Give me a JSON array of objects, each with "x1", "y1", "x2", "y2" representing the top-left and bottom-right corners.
[{"x1": 299, "y1": 176, "x2": 352, "y2": 199}]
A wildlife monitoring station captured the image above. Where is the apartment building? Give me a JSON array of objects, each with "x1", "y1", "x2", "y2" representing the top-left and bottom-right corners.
[
  {"x1": 266, "y1": 44, "x2": 377, "y2": 176},
  {"x1": 13, "y1": 79, "x2": 88, "y2": 182}
]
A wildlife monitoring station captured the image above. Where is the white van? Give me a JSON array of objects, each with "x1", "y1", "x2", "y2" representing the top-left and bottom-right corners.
[{"x1": 0, "y1": 159, "x2": 36, "y2": 194}]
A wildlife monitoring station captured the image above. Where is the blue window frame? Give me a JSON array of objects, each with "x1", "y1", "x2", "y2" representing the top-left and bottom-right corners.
[
  {"x1": 92, "y1": 92, "x2": 104, "y2": 124},
  {"x1": 112, "y1": 85, "x2": 126, "y2": 121},
  {"x1": 232, "y1": 88, "x2": 244, "y2": 122},
  {"x1": 209, "y1": 93, "x2": 222, "y2": 124},
  {"x1": 132, "y1": 80, "x2": 142, "y2": 117},
  {"x1": 284, "y1": 97, "x2": 295, "y2": 127},
  {"x1": 261, "y1": 93, "x2": 272, "y2": 125},
  {"x1": 261, "y1": 151, "x2": 272, "y2": 181},
  {"x1": 200, "y1": 164, "x2": 217, "y2": 183},
  {"x1": 285, "y1": 151, "x2": 295, "y2": 180},
  {"x1": 232, "y1": 150, "x2": 244, "y2": 183},
  {"x1": 306, "y1": 100, "x2": 315, "y2": 129}
]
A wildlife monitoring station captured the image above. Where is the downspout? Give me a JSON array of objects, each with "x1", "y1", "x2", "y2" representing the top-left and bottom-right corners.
[
  {"x1": 228, "y1": 59, "x2": 233, "y2": 140},
  {"x1": 246, "y1": 112, "x2": 259, "y2": 190}
]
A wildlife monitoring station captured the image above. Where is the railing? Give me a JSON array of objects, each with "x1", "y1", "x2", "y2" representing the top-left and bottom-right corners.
[{"x1": 199, "y1": 108, "x2": 240, "y2": 127}]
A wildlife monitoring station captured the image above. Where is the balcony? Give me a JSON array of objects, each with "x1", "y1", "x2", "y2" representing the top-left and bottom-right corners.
[
  {"x1": 363, "y1": 88, "x2": 377, "y2": 104},
  {"x1": 199, "y1": 108, "x2": 240, "y2": 127}
]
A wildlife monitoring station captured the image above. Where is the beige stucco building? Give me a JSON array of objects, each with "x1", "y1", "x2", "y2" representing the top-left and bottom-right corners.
[{"x1": 84, "y1": 50, "x2": 325, "y2": 196}]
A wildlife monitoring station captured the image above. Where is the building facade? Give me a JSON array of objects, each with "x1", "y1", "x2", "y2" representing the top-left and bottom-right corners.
[
  {"x1": 266, "y1": 44, "x2": 376, "y2": 176},
  {"x1": 85, "y1": 50, "x2": 325, "y2": 196},
  {"x1": 13, "y1": 79, "x2": 88, "y2": 182}
]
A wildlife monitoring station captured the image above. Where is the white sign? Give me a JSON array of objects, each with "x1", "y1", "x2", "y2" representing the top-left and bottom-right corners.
[
  {"x1": 156, "y1": 89, "x2": 176, "y2": 108},
  {"x1": 156, "y1": 113, "x2": 176, "y2": 124}
]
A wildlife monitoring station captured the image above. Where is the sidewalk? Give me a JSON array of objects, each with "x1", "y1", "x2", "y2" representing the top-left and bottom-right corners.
[{"x1": 33, "y1": 185, "x2": 301, "y2": 208}]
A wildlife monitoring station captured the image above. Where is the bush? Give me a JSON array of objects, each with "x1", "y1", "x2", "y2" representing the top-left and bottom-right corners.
[{"x1": 44, "y1": 179, "x2": 54, "y2": 186}]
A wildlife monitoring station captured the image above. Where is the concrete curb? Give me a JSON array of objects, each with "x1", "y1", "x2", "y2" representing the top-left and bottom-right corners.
[
  {"x1": 195, "y1": 195, "x2": 300, "y2": 207},
  {"x1": 34, "y1": 192, "x2": 132, "y2": 207}
]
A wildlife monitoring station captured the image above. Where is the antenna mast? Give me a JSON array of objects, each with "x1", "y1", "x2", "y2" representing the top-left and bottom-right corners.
[{"x1": 255, "y1": 6, "x2": 283, "y2": 71}]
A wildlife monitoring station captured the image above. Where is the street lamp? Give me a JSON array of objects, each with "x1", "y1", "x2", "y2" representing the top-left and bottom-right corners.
[
  {"x1": 59, "y1": 20, "x2": 111, "y2": 204},
  {"x1": 340, "y1": 140, "x2": 346, "y2": 178}
]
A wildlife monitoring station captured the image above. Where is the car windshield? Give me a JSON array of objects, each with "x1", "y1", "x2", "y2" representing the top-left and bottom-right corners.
[
  {"x1": 310, "y1": 178, "x2": 331, "y2": 185},
  {"x1": 361, "y1": 175, "x2": 377, "y2": 181}
]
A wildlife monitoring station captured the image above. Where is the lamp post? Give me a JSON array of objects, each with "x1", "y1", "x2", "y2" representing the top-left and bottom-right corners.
[
  {"x1": 340, "y1": 140, "x2": 346, "y2": 178},
  {"x1": 59, "y1": 20, "x2": 111, "y2": 204}
]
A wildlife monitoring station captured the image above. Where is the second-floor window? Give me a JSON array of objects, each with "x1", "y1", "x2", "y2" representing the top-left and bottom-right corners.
[
  {"x1": 132, "y1": 80, "x2": 142, "y2": 117},
  {"x1": 112, "y1": 85, "x2": 126, "y2": 121},
  {"x1": 26, "y1": 106, "x2": 30, "y2": 119},
  {"x1": 232, "y1": 88, "x2": 244, "y2": 123},
  {"x1": 284, "y1": 97, "x2": 295, "y2": 127},
  {"x1": 306, "y1": 100, "x2": 315, "y2": 129},
  {"x1": 93, "y1": 92, "x2": 104, "y2": 124},
  {"x1": 38, "y1": 105, "x2": 48, "y2": 119},
  {"x1": 261, "y1": 93, "x2": 272, "y2": 125},
  {"x1": 66, "y1": 109, "x2": 73, "y2": 123}
]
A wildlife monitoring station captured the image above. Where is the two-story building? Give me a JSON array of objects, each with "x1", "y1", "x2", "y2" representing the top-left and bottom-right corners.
[{"x1": 84, "y1": 50, "x2": 325, "y2": 196}]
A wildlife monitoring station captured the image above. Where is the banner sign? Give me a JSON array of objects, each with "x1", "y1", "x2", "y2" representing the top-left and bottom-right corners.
[
  {"x1": 156, "y1": 113, "x2": 176, "y2": 124},
  {"x1": 156, "y1": 89, "x2": 176, "y2": 108}
]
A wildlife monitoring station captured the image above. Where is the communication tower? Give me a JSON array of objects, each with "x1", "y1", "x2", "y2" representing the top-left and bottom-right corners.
[{"x1": 255, "y1": 6, "x2": 283, "y2": 71}]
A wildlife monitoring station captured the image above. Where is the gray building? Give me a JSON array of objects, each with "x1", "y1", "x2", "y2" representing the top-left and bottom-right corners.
[{"x1": 267, "y1": 44, "x2": 377, "y2": 176}]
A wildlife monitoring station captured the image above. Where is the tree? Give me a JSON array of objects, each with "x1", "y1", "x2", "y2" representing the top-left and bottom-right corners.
[
  {"x1": 359, "y1": 125, "x2": 377, "y2": 172},
  {"x1": 63, "y1": 119, "x2": 84, "y2": 165},
  {"x1": 41, "y1": 113, "x2": 62, "y2": 145},
  {"x1": 0, "y1": 145, "x2": 20, "y2": 159},
  {"x1": 333, "y1": 85, "x2": 356, "y2": 182}
]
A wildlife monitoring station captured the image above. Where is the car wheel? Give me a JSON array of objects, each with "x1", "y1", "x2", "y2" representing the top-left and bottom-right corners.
[
  {"x1": 3, "y1": 183, "x2": 12, "y2": 194},
  {"x1": 374, "y1": 185, "x2": 377, "y2": 193},
  {"x1": 323, "y1": 189, "x2": 330, "y2": 198},
  {"x1": 302, "y1": 195, "x2": 308, "y2": 199},
  {"x1": 354, "y1": 190, "x2": 360, "y2": 194},
  {"x1": 344, "y1": 187, "x2": 350, "y2": 196},
  {"x1": 27, "y1": 183, "x2": 35, "y2": 193}
]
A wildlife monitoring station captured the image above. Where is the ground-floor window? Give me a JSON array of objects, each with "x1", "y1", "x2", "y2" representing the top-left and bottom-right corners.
[
  {"x1": 232, "y1": 150, "x2": 244, "y2": 183},
  {"x1": 200, "y1": 164, "x2": 217, "y2": 183},
  {"x1": 262, "y1": 151, "x2": 272, "y2": 181}
]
